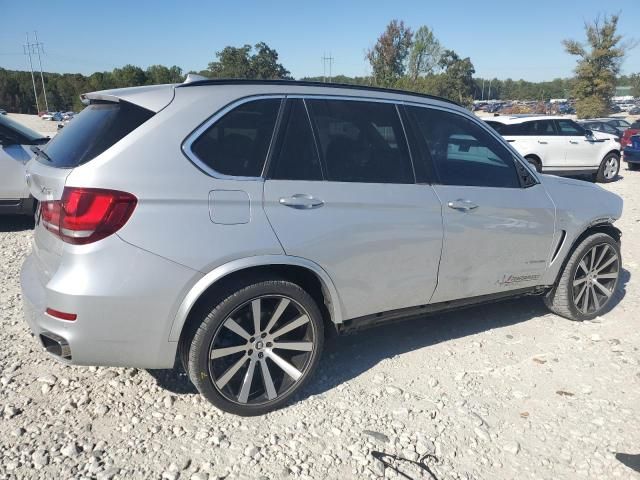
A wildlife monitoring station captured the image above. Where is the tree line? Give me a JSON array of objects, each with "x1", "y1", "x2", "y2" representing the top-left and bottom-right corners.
[{"x1": 0, "y1": 16, "x2": 637, "y2": 117}]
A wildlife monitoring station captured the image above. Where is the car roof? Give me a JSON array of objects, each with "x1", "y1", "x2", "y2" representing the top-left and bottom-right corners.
[{"x1": 83, "y1": 79, "x2": 463, "y2": 114}]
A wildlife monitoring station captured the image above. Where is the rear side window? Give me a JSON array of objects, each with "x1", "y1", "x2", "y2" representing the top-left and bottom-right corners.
[
  {"x1": 306, "y1": 99, "x2": 413, "y2": 184},
  {"x1": 408, "y1": 106, "x2": 520, "y2": 188},
  {"x1": 270, "y1": 99, "x2": 323, "y2": 181},
  {"x1": 39, "y1": 101, "x2": 154, "y2": 168},
  {"x1": 556, "y1": 119, "x2": 585, "y2": 136},
  {"x1": 191, "y1": 99, "x2": 281, "y2": 177}
]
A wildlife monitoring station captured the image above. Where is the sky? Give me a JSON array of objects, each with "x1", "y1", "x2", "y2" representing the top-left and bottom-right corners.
[{"x1": 1, "y1": 1, "x2": 639, "y2": 82}]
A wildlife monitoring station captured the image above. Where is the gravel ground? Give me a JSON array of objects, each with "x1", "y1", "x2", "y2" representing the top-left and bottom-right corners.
[{"x1": 1, "y1": 171, "x2": 639, "y2": 480}]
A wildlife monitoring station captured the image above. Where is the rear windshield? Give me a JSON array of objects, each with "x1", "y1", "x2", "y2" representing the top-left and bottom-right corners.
[{"x1": 37, "y1": 101, "x2": 154, "y2": 168}]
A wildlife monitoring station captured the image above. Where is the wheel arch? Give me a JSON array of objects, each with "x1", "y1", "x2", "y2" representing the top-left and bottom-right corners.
[
  {"x1": 551, "y1": 221, "x2": 621, "y2": 287},
  {"x1": 170, "y1": 256, "x2": 344, "y2": 343}
]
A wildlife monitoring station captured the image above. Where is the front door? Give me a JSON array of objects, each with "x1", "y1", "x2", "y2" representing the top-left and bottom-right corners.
[
  {"x1": 263, "y1": 98, "x2": 443, "y2": 321},
  {"x1": 556, "y1": 119, "x2": 601, "y2": 170},
  {"x1": 405, "y1": 105, "x2": 556, "y2": 303}
]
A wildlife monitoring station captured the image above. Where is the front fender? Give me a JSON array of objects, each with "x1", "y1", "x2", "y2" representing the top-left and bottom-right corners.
[{"x1": 168, "y1": 255, "x2": 345, "y2": 341}]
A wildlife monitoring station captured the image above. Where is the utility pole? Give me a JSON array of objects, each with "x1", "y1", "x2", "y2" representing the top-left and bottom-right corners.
[
  {"x1": 321, "y1": 53, "x2": 334, "y2": 83},
  {"x1": 481, "y1": 79, "x2": 485, "y2": 101},
  {"x1": 23, "y1": 32, "x2": 40, "y2": 114},
  {"x1": 34, "y1": 31, "x2": 49, "y2": 112},
  {"x1": 488, "y1": 79, "x2": 492, "y2": 100}
]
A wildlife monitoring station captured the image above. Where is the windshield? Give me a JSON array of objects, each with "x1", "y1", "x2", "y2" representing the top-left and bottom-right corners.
[
  {"x1": 0, "y1": 114, "x2": 47, "y2": 143},
  {"x1": 38, "y1": 101, "x2": 154, "y2": 168}
]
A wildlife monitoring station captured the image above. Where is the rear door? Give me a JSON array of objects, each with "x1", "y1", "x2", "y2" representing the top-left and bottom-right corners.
[
  {"x1": 263, "y1": 98, "x2": 443, "y2": 321},
  {"x1": 405, "y1": 105, "x2": 555, "y2": 303}
]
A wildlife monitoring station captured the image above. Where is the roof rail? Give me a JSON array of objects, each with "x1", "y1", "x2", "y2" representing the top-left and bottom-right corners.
[{"x1": 176, "y1": 78, "x2": 460, "y2": 106}]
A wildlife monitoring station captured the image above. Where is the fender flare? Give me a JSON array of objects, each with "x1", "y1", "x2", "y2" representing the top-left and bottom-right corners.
[{"x1": 168, "y1": 255, "x2": 344, "y2": 341}]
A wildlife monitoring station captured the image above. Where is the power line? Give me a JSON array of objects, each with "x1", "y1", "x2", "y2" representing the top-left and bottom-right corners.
[
  {"x1": 321, "y1": 53, "x2": 334, "y2": 83},
  {"x1": 23, "y1": 31, "x2": 49, "y2": 113}
]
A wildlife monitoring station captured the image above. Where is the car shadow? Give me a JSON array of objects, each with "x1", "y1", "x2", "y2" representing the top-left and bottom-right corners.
[
  {"x1": 615, "y1": 453, "x2": 640, "y2": 473},
  {"x1": 147, "y1": 268, "x2": 630, "y2": 402},
  {"x1": 0, "y1": 215, "x2": 35, "y2": 232}
]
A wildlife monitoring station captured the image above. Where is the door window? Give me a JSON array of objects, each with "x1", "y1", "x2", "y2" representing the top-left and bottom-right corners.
[
  {"x1": 191, "y1": 99, "x2": 281, "y2": 177},
  {"x1": 269, "y1": 100, "x2": 323, "y2": 181},
  {"x1": 556, "y1": 119, "x2": 585, "y2": 136},
  {"x1": 407, "y1": 106, "x2": 521, "y2": 188},
  {"x1": 306, "y1": 99, "x2": 413, "y2": 184}
]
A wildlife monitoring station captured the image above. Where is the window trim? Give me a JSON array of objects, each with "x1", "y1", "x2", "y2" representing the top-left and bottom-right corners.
[{"x1": 181, "y1": 95, "x2": 285, "y2": 180}]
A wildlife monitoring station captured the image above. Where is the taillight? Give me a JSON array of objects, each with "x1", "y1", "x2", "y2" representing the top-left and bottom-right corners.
[{"x1": 41, "y1": 187, "x2": 137, "y2": 245}]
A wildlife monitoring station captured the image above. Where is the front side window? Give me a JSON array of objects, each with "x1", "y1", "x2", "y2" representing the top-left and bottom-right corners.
[
  {"x1": 191, "y1": 99, "x2": 281, "y2": 177},
  {"x1": 408, "y1": 106, "x2": 520, "y2": 188},
  {"x1": 306, "y1": 99, "x2": 413, "y2": 184},
  {"x1": 556, "y1": 119, "x2": 585, "y2": 136}
]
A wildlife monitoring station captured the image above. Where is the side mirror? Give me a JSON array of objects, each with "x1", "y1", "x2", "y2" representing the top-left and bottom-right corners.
[{"x1": 585, "y1": 129, "x2": 594, "y2": 137}]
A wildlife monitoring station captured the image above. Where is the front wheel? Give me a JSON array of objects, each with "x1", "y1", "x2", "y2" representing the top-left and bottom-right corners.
[
  {"x1": 544, "y1": 233, "x2": 621, "y2": 321},
  {"x1": 186, "y1": 279, "x2": 324, "y2": 416},
  {"x1": 595, "y1": 153, "x2": 620, "y2": 183}
]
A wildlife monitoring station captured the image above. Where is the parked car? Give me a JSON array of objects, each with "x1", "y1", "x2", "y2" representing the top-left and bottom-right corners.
[
  {"x1": 603, "y1": 118, "x2": 631, "y2": 130},
  {"x1": 21, "y1": 80, "x2": 623, "y2": 415},
  {"x1": 623, "y1": 134, "x2": 640, "y2": 170},
  {"x1": 486, "y1": 116, "x2": 621, "y2": 182},
  {"x1": 40, "y1": 112, "x2": 55, "y2": 120},
  {"x1": 557, "y1": 104, "x2": 575, "y2": 115},
  {"x1": 0, "y1": 109, "x2": 7, "y2": 115},
  {"x1": 578, "y1": 120, "x2": 623, "y2": 139},
  {"x1": 629, "y1": 106, "x2": 640, "y2": 115},
  {"x1": 620, "y1": 120, "x2": 640, "y2": 149},
  {"x1": 0, "y1": 114, "x2": 48, "y2": 214}
]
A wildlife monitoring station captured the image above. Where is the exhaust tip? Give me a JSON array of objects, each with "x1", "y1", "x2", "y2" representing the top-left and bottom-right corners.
[{"x1": 39, "y1": 332, "x2": 72, "y2": 360}]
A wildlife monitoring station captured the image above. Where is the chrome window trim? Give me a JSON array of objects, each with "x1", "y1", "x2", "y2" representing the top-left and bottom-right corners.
[{"x1": 181, "y1": 94, "x2": 285, "y2": 181}]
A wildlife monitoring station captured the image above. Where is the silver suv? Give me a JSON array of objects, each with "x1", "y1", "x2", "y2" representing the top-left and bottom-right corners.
[{"x1": 21, "y1": 79, "x2": 623, "y2": 415}]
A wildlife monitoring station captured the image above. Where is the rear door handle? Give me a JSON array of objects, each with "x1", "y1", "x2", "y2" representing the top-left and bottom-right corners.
[
  {"x1": 538, "y1": 140, "x2": 548, "y2": 144},
  {"x1": 447, "y1": 199, "x2": 478, "y2": 212},
  {"x1": 279, "y1": 194, "x2": 324, "y2": 210},
  {"x1": 569, "y1": 140, "x2": 579, "y2": 144}
]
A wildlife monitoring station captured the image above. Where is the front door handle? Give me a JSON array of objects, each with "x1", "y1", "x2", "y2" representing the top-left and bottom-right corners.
[
  {"x1": 538, "y1": 140, "x2": 548, "y2": 144},
  {"x1": 279, "y1": 194, "x2": 324, "y2": 210},
  {"x1": 447, "y1": 199, "x2": 478, "y2": 212},
  {"x1": 569, "y1": 140, "x2": 579, "y2": 144}
]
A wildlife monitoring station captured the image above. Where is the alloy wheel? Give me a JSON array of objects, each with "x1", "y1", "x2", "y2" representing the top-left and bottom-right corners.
[
  {"x1": 572, "y1": 243, "x2": 619, "y2": 315},
  {"x1": 604, "y1": 157, "x2": 619, "y2": 180},
  {"x1": 208, "y1": 295, "x2": 317, "y2": 406}
]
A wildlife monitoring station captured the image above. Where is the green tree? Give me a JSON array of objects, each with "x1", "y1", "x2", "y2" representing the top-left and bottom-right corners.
[
  {"x1": 111, "y1": 65, "x2": 147, "y2": 88},
  {"x1": 146, "y1": 65, "x2": 183, "y2": 84},
  {"x1": 366, "y1": 20, "x2": 413, "y2": 86},
  {"x1": 437, "y1": 50, "x2": 476, "y2": 106},
  {"x1": 207, "y1": 42, "x2": 290, "y2": 79},
  {"x1": 563, "y1": 14, "x2": 633, "y2": 118},
  {"x1": 407, "y1": 26, "x2": 442, "y2": 82},
  {"x1": 629, "y1": 73, "x2": 640, "y2": 97}
]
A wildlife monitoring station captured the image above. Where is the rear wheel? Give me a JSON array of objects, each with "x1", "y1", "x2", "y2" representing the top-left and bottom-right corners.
[
  {"x1": 544, "y1": 233, "x2": 621, "y2": 321},
  {"x1": 595, "y1": 153, "x2": 620, "y2": 182},
  {"x1": 186, "y1": 279, "x2": 324, "y2": 416}
]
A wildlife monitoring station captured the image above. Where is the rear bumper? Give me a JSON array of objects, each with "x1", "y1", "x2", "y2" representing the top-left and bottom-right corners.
[
  {"x1": 20, "y1": 234, "x2": 201, "y2": 369},
  {"x1": 0, "y1": 197, "x2": 36, "y2": 216}
]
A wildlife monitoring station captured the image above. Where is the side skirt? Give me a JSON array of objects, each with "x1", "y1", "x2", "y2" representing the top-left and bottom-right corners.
[{"x1": 337, "y1": 286, "x2": 549, "y2": 335}]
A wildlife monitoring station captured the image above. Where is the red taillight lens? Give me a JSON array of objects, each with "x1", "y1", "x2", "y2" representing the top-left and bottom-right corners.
[
  {"x1": 41, "y1": 187, "x2": 137, "y2": 245},
  {"x1": 45, "y1": 308, "x2": 77, "y2": 321}
]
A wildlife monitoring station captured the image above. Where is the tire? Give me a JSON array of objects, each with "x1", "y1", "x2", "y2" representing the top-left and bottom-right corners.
[
  {"x1": 544, "y1": 232, "x2": 621, "y2": 321},
  {"x1": 595, "y1": 152, "x2": 620, "y2": 183},
  {"x1": 187, "y1": 279, "x2": 324, "y2": 416},
  {"x1": 525, "y1": 156, "x2": 542, "y2": 173},
  {"x1": 627, "y1": 162, "x2": 640, "y2": 171}
]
